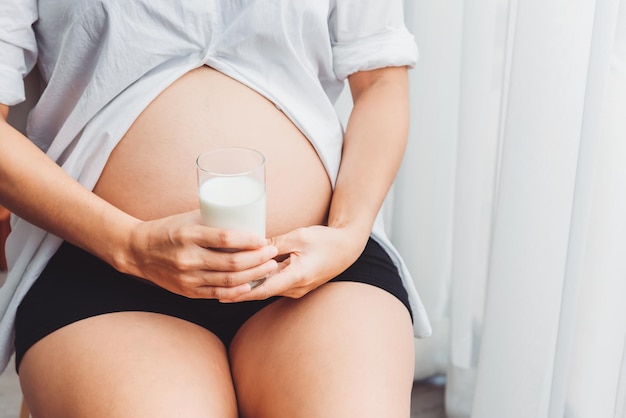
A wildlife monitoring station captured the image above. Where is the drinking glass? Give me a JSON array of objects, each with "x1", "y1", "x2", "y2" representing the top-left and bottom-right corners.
[
  {"x1": 196, "y1": 147, "x2": 267, "y2": 288},
  {"x1": 196, "y1": 146, "x2": 266, "y2": 236}
]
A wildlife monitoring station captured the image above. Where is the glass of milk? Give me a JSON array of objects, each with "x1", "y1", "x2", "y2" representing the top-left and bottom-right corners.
[
  {"x1": 196, "y1": 147, "x2": 267, "y2": 289},
  {"x1": 196, "y1": 147, "x2": 266, "y2": 238}
]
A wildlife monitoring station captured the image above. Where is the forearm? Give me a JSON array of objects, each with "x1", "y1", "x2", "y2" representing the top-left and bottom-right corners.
[
  {"x1": 0, "y1": 105, "x2": 139, "y2": 268},
  {"x1": 328, "y1": 67, "x2": 410, "y2": 244}
]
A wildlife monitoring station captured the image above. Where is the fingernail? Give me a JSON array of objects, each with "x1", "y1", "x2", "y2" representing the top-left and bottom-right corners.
[
  {"x1": 268, "y1": 245, "x2": 278, "y2": 257},
  {"x1": 249, "y1": 278, "x2": 265, "y2": 289}
]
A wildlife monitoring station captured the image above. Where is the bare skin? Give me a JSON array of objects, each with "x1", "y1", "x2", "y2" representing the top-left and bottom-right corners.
[
  {"x1": 230, "y1": 282, "x2": 415, "y2": 418},
  {"x1": 19, "y1": 313, "x2": 239, "y2": 418},
  {"x1": 2, "y1": 65, "x2": 415, "y2": 417}
]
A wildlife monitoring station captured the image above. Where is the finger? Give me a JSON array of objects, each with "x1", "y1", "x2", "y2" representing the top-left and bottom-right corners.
[
  {"x1": 266, "y1": 229, "x2": 304, "y2": 255},
  {"x1": 219, "y1": 260, "x2": 300, "y2": 302},
  {"x1": 192, "y1": 282, "x2": 253, "y2": 300},
  {"x1": 195, "y1": 226, "x2": 267, "y2": 250},
  {"x1": 201, "y1": 257, "x2": 278, "y2": 287},
  {"x1": 200, "y1": 245, "x2": 278, "y2": 273},
  {"x1": 177, "y1": 255, "x2": 279, "y2": 299}
]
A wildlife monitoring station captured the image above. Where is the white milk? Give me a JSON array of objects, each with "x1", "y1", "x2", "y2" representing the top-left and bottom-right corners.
[{"x1": 199, "y1": 176, "x2": 266, "y2": 238}]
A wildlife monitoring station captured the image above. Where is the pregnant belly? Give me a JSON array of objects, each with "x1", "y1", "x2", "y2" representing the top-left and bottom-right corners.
[{"x1": 93, "y1": 66, "x2": 332, "y2": 237}]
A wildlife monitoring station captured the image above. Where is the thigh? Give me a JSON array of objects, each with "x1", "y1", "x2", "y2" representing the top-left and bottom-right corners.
[
  {"x1": 18, "y1": 312, "x2": 238, "y2": 418},
  {"x1": 229, "y1": 282, "x2": 415, "y2": 418}
]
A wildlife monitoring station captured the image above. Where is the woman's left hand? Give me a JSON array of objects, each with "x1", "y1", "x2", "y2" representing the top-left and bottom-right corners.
[{"x1": 218, "y1": 225, "x2": 368, "y2": 302}]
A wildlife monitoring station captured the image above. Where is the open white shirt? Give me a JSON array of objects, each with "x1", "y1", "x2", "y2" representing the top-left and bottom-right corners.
[{"x1": 0, "y1": 0, "x2": 431, "y2": 372}]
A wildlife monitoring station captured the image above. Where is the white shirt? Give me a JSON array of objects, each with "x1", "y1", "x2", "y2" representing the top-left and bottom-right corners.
[{"x1": 0, "y1": 0, "x2": 432, "y2": 372}]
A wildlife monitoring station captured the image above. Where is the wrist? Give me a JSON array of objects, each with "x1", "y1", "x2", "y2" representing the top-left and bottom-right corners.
[
  {"x1": 103, "y1": 215, "x2": 143, "y2": 275},
  {"x1": 327, "y1": 217, "x2": 372, "y2": 248}
]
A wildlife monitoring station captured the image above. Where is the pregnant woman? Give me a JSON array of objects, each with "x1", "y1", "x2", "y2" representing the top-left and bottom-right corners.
[{"x1": 0, "y1": 1, "x2": 431, "y2": 417}]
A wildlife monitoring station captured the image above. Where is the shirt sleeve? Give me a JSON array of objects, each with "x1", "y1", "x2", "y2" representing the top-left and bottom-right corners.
[
  {"x1": 328, "y1": 0, "x2": 418, "y2": 80},
  {"x1": 0, "y1": 0, "x2": 38, "y2": 106}
]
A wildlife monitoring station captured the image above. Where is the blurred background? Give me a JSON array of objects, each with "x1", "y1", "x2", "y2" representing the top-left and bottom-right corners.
[{"x1": 389, "y1": 0, "x2": 625, "y2": 416}]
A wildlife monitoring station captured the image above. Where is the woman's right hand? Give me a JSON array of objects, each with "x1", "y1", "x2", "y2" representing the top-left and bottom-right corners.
[
  {"x1": 118, "y1": 210, "x2": 278, "y2": 300},
  {"x1": 2, "y1": 107, "x2": 277, "y2": 300}
]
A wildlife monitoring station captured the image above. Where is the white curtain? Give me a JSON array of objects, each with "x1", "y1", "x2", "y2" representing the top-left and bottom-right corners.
[{"x1": 395, "y1": 0, "x2": 626, "y2": 417}]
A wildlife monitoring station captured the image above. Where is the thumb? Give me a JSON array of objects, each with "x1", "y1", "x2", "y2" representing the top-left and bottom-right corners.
[{"x1": 266, "y1": 229, "x2": 304, "y2": 256}]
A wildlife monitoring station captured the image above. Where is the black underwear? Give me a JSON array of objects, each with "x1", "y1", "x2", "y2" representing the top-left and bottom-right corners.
[{"x1": 15, "y1": 238, "x2": 411, "y2": 371}]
